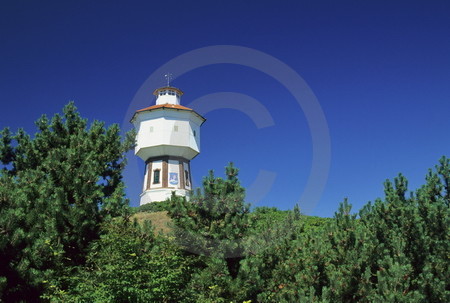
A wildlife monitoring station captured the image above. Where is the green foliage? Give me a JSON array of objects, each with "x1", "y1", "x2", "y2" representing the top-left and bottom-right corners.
[
  {"x1": 166, "y1": 159, "x2": 449, "y2": 302},
  {"x1": 168, "y1": 163, "x2": 251, "y2": 301},
  {"x1": 1, "y1": 104, "x2": 448, "y2": 302},
  {"x1": 46, "y1": 218, "x2": 193, "y2": 302},
  {"x1": 0, "y1": 102, "x2": 134, "y2": 301},
  {"x1": 248, "y1": 207, "x2": 291, "y2": 232},
  {"x1": 248, "y1": 206, "x2": 330, "y2": 236},
  {"x1": 258, "y1": 157, "x2": 450, "y2": 302},
  {"x1": 137, "y1": 200, "x2": 172, "y2": 213},
  {"x1": 169, "y1": 162, "x2": 250, "y2": 258}
]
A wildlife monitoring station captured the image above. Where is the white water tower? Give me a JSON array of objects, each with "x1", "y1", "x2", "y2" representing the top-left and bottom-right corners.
[{"x1": 131, "y1": 85, "x2": 205, "y2": 205}]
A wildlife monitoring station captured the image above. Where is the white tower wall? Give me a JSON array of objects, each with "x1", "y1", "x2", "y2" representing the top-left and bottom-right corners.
[{"x1": 133, "y1": 110, "x2": 202, "y2": 161}]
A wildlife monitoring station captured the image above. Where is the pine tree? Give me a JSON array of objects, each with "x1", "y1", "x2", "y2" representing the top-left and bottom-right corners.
[
  {"x1": 169, "y1": 163, "x2": 249, "y2": 259},
  {"x1": 168, "y1": 163, "x2": 250, "y2": 301},
  {"x1": 0, "y1": 102, "x2": 134, "y2": 301},
  {"x1": 258, "y1": 157, "x2": 449, "y2": 302},
  {"x1": 358, "y1": 159, "x2": 449, "y2": 302}
]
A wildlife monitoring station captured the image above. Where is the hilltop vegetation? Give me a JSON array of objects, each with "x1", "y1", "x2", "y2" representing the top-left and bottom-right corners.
[{"x1": 1, "y1": 104, "x2": 448, "y2": 302}]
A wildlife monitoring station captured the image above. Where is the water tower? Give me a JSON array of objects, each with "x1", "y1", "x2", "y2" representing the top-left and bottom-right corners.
[{"x1": 130, "y1": 83, "x2": 205, "y2": 205}]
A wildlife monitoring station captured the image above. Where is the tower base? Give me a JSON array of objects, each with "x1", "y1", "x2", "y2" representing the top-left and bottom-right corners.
[
  {"x1": 140, "y1": 156, "x2": 193, "y2": 206},
  {"x1": 140, "y1": 188, "x2": 190, "y2": 205}
]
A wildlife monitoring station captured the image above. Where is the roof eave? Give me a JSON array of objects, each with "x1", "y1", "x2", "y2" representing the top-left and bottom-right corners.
[{"x1": 130, "y1": 107, "x2": 206, "y2": 124}]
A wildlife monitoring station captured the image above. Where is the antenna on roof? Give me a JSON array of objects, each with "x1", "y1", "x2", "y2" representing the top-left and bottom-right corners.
[{"x1": 165, "y1": 73, "x2": 173, "y2": 87}]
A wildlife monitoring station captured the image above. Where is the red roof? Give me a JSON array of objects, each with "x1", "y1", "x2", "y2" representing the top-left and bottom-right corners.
[
  {"x1": 136, "y1": 103, "x2": 193, "y2": 112},
  {"x1": 131, "y1": 103, "x2": 206, "y2": 124}
]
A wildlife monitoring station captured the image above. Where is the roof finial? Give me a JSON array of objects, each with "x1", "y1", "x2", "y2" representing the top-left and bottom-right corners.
[{"x1": 165, "y1": 73, "x2": 173, "y2": 87}]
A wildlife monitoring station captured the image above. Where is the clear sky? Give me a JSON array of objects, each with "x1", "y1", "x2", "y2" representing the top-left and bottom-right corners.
[{"x1": 1, "y1": 0, "x2": 449, "y2": 217}]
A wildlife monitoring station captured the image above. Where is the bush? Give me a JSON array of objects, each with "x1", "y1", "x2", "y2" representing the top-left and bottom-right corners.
[
  {"x1": 45, "y1": 218, "x2": 194, "y2": 302},
  {"x1": 137, "y1": 200, "x2": 172, "y2": 213}
]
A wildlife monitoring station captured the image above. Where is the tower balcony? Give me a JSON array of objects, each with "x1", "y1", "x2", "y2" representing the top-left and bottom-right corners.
[{"x1": 136, "y1": 144, "x2": 199, "y2": 161}]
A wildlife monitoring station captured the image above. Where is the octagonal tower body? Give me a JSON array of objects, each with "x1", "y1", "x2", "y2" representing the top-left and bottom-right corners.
[{"x1": 131, "y1": 86, "x2": 205, "y2": 205}]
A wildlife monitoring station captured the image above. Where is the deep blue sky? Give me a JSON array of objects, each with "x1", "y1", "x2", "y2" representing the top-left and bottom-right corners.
[{"x1": 1, "y1": 0, "x2": 449, "y2": 216}]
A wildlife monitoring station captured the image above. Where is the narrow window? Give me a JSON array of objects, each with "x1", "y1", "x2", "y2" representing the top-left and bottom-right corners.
[
  {"x1": 174, "y1": 125, "x2": 179, "y2": 132},
  {"x1": 150, "y1": 126, "x2": 153, "y2": 132},
  {"x1": 193, "y1": 130, "x2": 196, "y2": 137},
  {"x1": 153, "y1": 169, "x2": 160, "y2": 184},
  {"x1": 185, "y1": 170, "x2": 189, "y2": 187}
]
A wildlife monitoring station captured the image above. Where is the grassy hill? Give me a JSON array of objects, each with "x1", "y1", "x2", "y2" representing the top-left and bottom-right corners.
[{"x1": 131, "y1": 211, "x2": 172, "y2": 235}]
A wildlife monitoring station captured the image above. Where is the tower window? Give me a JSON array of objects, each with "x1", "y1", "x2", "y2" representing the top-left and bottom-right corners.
[
  {"x1": 193, "y1": 130, "x2": 196, "y2": 137},
  {"x1": 153, "y1": 169, "x2": 161, "y2": 184},
  {"x1": 185, "y1": 170, "x2": 189, "y2": 187}
]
